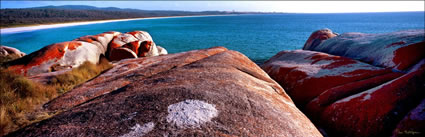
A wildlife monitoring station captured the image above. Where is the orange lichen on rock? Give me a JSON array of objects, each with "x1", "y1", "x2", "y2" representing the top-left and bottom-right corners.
[
  {"x1": 138, "y1": 41, "x2": 152, "y2": 57},
  {"x1": 305, "y1": 72, "x2": 403, "y2": 120},
  {"x1": 122, "y1": 41, "x2": 141, "y2": 55},
  {"x1": 74, "y1": 35, "x2": 98, "y2": 43},
  {"x1": 108, "y1": 36, "x2": 124, "y2": 49},
  {"x1": 305, "y1": 29, "x2": 424, "y2": 71},
  {"x1": 66, "y1": 41, "x2": 83, "y2": 50},
  {"x1": 392, "y1": 41, "x2": 425, "y2": 70},
  {"x1": 127, "y1": 31, "x2": 140, "y2": 37},
  {"x1": 263, "y1": 29, "x2": 424, "y2": 137},
  {"x1": 5, "y1": 31, "x2": 165, "y2": 76},
  {"x1": 7, "y1": 42, "x2": 79, "y2": 75},
  {"x1": 320, "y1": 60, "x2": 425, "y2": 137},
  {"x1": 261, "y1": 50, "x2": 392, "y2": 106}
]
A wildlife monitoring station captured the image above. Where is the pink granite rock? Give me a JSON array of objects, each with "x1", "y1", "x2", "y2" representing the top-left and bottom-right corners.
[
  {"x1": 9, "y1": 47, "x2": 322, "y2": 137},
  {"x1": 6, "y1": 41, "x2": 101, "y2": 76},
  {"x1": 263, "y1": 29, "x2": 425, "y2": 137},
  {"x1": 304, "y1": 29, "x2": 425, "y2": 70},
  {"x1": 107, "y1": 31, "x2": 167, "y2": 60},
  {"x1": 0, "y1": 45, "x2": 26, "y2": 57},
  {"x1": 261, "y1": 50, "x2": 393, "y2": 106},
  {"x1": 303, "y1": 28, "x2": 338, "y2": 50},
  {"x1": 320, "y1": 59, "x2": 425, "y2": 137}
]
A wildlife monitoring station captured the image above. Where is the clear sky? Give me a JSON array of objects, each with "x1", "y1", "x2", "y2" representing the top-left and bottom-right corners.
[{"x1": 1, "y1": 1, "x2": 424, "y2": 13}]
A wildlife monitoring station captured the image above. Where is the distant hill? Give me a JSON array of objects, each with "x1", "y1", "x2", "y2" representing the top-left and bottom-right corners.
[
  {"x1": 0, "y1": 5, "x2": 242, "y2": 28},
  {"x1": 31, "y1": 5, "x2": 209, "y2": 13},
  {"x1": 32, "y1": 5, "x2": 113, "y2": 10}
]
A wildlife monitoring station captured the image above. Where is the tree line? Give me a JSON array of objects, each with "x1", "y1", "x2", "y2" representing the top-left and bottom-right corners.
[{"x1": 0, "y1": 8, "x2": 232, "y2": 28}]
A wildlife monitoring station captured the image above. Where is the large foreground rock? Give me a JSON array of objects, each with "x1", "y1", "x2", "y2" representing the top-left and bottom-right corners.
[
  {"x1": 9, "y1": 47, "x2": 322, "y2": 137},
  {"x1": 262, "y1": 29, "x2": 425, "y2": 137}
]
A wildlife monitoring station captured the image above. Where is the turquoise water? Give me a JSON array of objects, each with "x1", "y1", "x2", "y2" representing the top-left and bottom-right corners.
[{"x1": 1, "y1": 12, "x2": 424, "y2": 63}]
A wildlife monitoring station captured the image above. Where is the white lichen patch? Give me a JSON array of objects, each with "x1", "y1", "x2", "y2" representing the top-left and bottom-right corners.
[
  {"x1": 166, "y1": 99, "x2": 218, "y2": 129},
  {"x1": 120, "y1": 122, "x2": 155, "y2": 137}
]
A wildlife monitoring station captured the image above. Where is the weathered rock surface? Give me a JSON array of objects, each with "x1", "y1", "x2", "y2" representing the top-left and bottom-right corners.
[
  {"x1": 262, "y1": 29, "x2": 425, "y2": 137},
  {"x1": 108, "y1": 31, "x2": 167, "y2": 61},
  {"x1": 74, "y1": 31, "x2": 122, "y2": 56},
  {"x1": 320, "y1": 59, "x2": 425, "y2": 137},
  {"x1": 303, "y1": 28, "x2": 338, "y2": 50},
  {"x1": 305, "y1": 72, "x2": 402, "y2": 119},
  {"x1": 304, "y1": 29, "x2": 425, "y2": 70},
  {"x1": 261, "y1": 50, "x2": 395, "y2": 106},
  {"x1": 5, "y1": 31, "x2": 167, "y2": 76},
  {"x1": 9, "y1": 47, "x2": 322, "y2": 137},
  {"x1": 5, "y1": 32, "x2": 120, "y2": 76},
  {"x1": 6, "y1": 41, "x2": 103, "y2": 76},
  {"x1": 45, "y1": 47, "x2": 228, "y2": 111},
  {"x1": 0, "y1": 45, "x2": 26, "y2": 57}
]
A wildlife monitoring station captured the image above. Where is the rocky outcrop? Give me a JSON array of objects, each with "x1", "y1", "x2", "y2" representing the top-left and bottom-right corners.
[
  {"x1": 6, "y1": 31, "x2": 119, "y2": 76},
  {"x1": 9, "y1": 47, "x2": 322, "y2": 137},
  {"x1": 108, "y1": 31, "x2": 167, "y2": 61},
  {"x1": 5, "y1": 31, "x2": 167, "y2": 76},
  {"x1": 303, "y1": 28, "x2": 338, "y2": 50},
  {"x1": 320, "y1": 59, "x2": 425, "y2": 137},
  {"x1": 262, "y1": 29, "x2": 425, "y2": 137},
  {"x1": 0, "y1": 45, "x2": 25, "y2": 57},
  {"x1": 261, "y1": 50, "x2": 400, "y2": 106},
  {"x1": 304, "y1": 29, "x2": 425, "y2": 70}
]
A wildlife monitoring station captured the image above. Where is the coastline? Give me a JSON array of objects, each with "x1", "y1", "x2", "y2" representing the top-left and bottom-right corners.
[{"x1": 0, "y1": 14, "x2": 235, "y2": 34}]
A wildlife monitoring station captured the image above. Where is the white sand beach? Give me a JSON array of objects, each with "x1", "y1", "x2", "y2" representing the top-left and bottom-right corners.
[{"x1": 0, "y1": 15, "x2": 230, "y2": 34}]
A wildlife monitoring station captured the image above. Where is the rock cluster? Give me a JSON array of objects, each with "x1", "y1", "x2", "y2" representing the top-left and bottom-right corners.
[
  {"x1": 107, "y1": 31, "x2": 167, "y2": 61},
  {"x1": 5, "y1": 31, "x2": 167, "y2": 76},
  {"x1": 8, "y1": 47, "x2": 322, "y2": 137},
  {"x1": 262, "y1": 29, "x2": 425, "y2": 137}
]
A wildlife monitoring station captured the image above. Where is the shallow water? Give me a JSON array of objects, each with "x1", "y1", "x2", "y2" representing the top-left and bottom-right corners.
[{"x1": 1, "y1": 12, "x2": 424, "y2": 64}]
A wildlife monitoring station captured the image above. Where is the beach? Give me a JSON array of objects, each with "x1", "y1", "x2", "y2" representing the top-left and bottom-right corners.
[{"x1": 0, "y1": 15, "x2": 231, "y2": 34}]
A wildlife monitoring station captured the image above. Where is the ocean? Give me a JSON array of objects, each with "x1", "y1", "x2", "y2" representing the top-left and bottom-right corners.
[{"x1": 1, "y1": 12, "x2": 424, "y2": 64}]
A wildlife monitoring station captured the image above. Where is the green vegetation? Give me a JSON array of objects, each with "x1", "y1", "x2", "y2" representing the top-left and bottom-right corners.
[
  {"x1": 0, "y1": 68, "x2": 57, "y2": 136},
  {"x1": 0, "y1": 57, "x2": 112, "y2": 136},
  {"x1": 49, "y1": 57, "x2": 113, "y2": 92},
  {"x1": 1, "y1": 7, "x2": 237, "y2": 28}
]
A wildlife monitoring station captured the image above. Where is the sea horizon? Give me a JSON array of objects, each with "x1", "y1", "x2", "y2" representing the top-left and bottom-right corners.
[{"x1": 1, "y1": 11, "x2": 424, "y2": 64}]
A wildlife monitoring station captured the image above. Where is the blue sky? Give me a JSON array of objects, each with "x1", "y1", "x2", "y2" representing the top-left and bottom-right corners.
[{"x1": 1, "y1": 1, "x2": 424, "y2": 13}]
